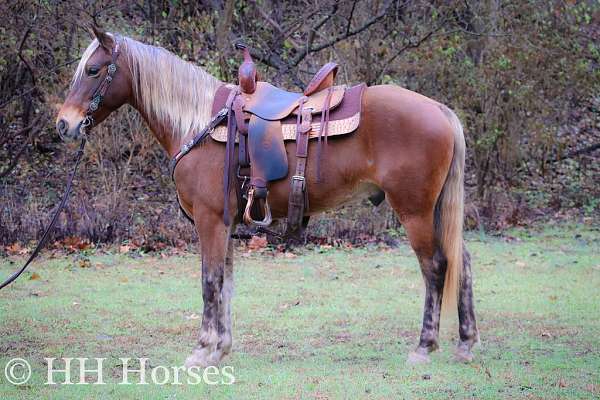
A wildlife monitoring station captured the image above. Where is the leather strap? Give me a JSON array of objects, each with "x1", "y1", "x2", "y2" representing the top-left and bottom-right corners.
[
  {"x1": 0, "y1": 138, "x2": 87, "y2": 290},
  {"x1": 169, "y1": 107, "x2": 228, "y2": 179},
  {"x1": 316, "y1": 87, "x2": 333, "y2": 182},
  {"x1": 286, "y1": 98, "x2": 311, "y2": 233},
  {"x1": 0, "y1": 37, "x2": 124, "y2": 290},
  {"x1": 239, "y1": 133, "x2": 249, "y2": 167},
  {"x1": 223, "y1": 89, "x2": 240, "y2": 226},
  {"x1": 233, "y1": 95, "x2": 247, "y2": 135}
]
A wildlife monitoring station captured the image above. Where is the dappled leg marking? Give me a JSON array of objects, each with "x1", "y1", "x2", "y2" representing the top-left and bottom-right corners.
[
  {"x1": 218, "y1": 238, "x2": 234, "y2": 355},
  {"x1": 455, "y1": 247, "x2": 479, "y2": 363},
  {"x1": 185, "y1": 220, "x2": 233, "y2": 368},
  {"x1": 408, "y1": 249, "x2": 446, "y2": 364}
]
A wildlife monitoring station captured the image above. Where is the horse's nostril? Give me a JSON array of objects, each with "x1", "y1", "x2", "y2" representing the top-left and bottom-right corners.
[{"x1": 57, "y1": 119, "x2": 68, "y2": 135}]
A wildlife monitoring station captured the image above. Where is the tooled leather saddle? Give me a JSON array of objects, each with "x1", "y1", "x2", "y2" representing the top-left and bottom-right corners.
[{"x1": 210, "y1": 45, "x2": 366, "y2": 238}]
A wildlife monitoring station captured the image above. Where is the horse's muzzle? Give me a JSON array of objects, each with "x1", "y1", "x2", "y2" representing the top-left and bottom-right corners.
[{"x1": 56, "y1": 118, "x2": 83, "y2": 141}]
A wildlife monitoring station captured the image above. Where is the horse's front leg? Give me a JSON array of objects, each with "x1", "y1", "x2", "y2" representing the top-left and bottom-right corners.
[{"x1": 184, "y1": 211, "x2": 234, "y2": 368}]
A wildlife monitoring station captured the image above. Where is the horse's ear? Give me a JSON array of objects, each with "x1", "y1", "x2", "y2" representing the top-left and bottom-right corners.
[{"x1": 90, "y1": 24, "x2": 114, "y2": 51}]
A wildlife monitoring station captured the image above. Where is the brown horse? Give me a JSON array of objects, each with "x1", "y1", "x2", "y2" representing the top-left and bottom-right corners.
[{"x1": 56, "y1": 28, "x2": 478, "y2": 367}]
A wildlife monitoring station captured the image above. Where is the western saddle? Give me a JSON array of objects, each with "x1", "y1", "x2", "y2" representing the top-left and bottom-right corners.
[{"x1": 208, "y1": 44, "x2": 365, "y2": 238}]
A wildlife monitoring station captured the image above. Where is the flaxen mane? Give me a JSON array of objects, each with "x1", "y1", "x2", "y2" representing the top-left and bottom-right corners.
[{"x1": 73, "y1": 35, "x2": 221, "y2": 142}]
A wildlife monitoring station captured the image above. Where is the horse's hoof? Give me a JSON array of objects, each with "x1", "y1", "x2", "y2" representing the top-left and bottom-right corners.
[
  {"x1": 454, "y1": 347, "x2": 474, "y2": 363},
  {"x1": 184, "y1": 346, "x2": 224, "y2": 368},
  {"x1": 406, "y1": 350, "x2": 431, "y2": 365}
]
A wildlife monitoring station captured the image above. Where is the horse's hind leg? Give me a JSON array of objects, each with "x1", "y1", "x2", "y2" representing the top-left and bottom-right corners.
[
  {"x1": 455, "y1": 246, "x2": 479, "y2": 362},
  {"x1": 395, "y1": 212, "x2": 446, "y2": 364}
]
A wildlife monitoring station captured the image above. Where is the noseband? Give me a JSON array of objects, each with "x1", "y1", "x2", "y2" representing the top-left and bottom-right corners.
[{"x1": 0, "y1": 37, "x2": 122, "y2": 290}]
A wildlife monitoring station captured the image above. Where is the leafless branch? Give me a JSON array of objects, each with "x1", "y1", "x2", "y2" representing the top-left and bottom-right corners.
[
  {"x1": 0, "y1": 115, "x2": 46, "y2": 180},
  {"x1": 376, "y1": 23, "x2": 449, "y2": 83},
  {"x1": 292, "y1": 0, "x2": 392, "y2": 66},
  {"x1": 551, "y1": 143, "x2": 600, "y2": 163},
  {"x1": 250, "y1": 0, "x2": 301, "y2": 49}
]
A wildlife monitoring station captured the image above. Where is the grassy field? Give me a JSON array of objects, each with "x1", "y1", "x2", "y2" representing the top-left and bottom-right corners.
[{"x1": 0, "y1": 223, "x2": 599, "y2": 399}]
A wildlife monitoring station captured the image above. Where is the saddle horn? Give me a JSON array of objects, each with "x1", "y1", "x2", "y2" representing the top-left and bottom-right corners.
[{"x1": 236, "y1": 43, "x2": 258, "y2": 94}]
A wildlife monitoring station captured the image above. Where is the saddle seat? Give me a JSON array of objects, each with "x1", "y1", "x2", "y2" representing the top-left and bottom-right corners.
[
  {"x1": 242, "y1": 82, "x2": 345, "y2": 121},
  {"x1": 216, "y1": 46, "x2": 366, "y2": 236}
]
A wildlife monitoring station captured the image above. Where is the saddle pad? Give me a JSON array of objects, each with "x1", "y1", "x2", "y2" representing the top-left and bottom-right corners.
[{"x1": 210, "y1": 83, "x2": 366, "y2": 142}]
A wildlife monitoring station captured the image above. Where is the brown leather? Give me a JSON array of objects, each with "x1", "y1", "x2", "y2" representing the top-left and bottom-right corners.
[
  {"x1": 287, "y1": 99, "x2": 312, "y2": 233},
  {"x1": 304, "y1": 62, "x2": 338, "y2": 96},
  {"x1": 242, "y1": 82, "x2": 343, "y2": 120},
  {"x1": 292, "y1": 85, "x2": 343, "y2": 115},
  {"x1": 215, "y1": 51, "x2": 364, "y2": 231},
  {"x1": 211, "y1": 83, "x2": 365, "y2": 126},
  {"x1": 233, "y1": 95, "x2": 248, "y2": 134},
  {"x1": 239, "y1": 132, "x2": 249, "y2": 167},
  {"x1": 243, "y1": 82, "x2": 303, "y2": 120},
  {"x1": 237, "y1": 45, "x2": 257, "y2": 94},
  {"x1": 248, "y1": 115, "x2": 288, "y2": 183},
  {"x1": 210, "y1": 83, "x2": 366, "y2": 142},
  {"x1": 222, "y1": 88, "x2": 239, "y2": 226},
  {"x1": 316, "y1": 87, "x2": 334, "y2": 182}
]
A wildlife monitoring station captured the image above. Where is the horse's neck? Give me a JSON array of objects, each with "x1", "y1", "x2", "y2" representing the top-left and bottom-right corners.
[
  {"x1": 133, "y1": 103, "x2": 181, "y2": 157},
  {"x1": 128, "y1": 67, "x2": 221, "y2": 157}
]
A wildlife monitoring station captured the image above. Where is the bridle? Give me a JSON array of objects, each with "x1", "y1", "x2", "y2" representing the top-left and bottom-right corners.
[
  {"x1": 79, "y1": 36, "x2": 122, "y2": 136},
  {"x1": 0, "y1": 36, "x2": 122, "y2": 290}
]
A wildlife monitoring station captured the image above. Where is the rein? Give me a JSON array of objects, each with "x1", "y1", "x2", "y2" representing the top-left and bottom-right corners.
[
  {"x1": 0, "y1": 139, "x2": 86, "y2": 290},
  {"x1": 0, "y1": 37, "x2": 122, "y2": 290}
]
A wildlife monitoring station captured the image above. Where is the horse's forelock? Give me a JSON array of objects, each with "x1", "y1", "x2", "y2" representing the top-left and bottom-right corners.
[{"x1": 71, "y1": 38, "x2": 102, "y2": 88}]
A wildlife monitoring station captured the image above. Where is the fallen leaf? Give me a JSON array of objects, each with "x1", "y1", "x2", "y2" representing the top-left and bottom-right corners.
[
  {"x1": 78, "y1": 258, "x2": 91, "y2": 268},
  {"x1": 29, "y1": 272, "x2": 41, "y2": 280},
  {"x1": 247, "y1": 235, "x2": 268, "y2": 251},
  {"x1": 6, "y1": 243, "x2": 29, "y2": 256},
  {"x1": 62, "y1": 236, "x2": 91, "y2": 252}
]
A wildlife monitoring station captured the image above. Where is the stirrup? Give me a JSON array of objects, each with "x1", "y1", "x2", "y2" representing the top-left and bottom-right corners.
[{"x1": 243, "y1": 187, "x2": 273, "y2": 227}]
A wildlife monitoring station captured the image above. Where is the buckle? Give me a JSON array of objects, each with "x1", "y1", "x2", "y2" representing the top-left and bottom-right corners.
[{"x1": 292, "y1": 175, "x2": 305, "y2": 189}]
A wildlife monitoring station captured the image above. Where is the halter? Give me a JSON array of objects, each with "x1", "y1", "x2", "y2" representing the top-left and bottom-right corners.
[{"x1": 0, "y1": 36, "x2": 122, "y2": 291}]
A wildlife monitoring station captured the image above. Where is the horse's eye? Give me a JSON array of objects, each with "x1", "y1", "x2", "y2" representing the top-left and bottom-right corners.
[{"x1": 87, "y1": 66, "x2": 100, "y2": 77}]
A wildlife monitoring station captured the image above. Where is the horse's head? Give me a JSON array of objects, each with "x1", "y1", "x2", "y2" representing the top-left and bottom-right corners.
[{"x1": 56, "y1": 26, "x2": 131, "y2": 140}]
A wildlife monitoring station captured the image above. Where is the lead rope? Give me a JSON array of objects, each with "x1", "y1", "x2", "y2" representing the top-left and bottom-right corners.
[
  {"x1": 0, "y1": 36, "x2": 122, "y2": 290},
  {"x1": 0, "y1": 137, "x2": 87, "y2": 290}
]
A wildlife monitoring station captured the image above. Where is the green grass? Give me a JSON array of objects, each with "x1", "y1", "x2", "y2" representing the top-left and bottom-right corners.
[{"x1": 1, "y1": 223, "x2": 599, "y2": 399}]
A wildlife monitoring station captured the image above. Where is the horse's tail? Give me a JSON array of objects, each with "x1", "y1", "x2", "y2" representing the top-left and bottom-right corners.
[{"x1": 436, "y1": 106, "x2": 465, "y2": 315}]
